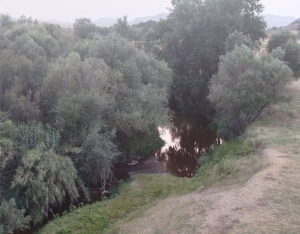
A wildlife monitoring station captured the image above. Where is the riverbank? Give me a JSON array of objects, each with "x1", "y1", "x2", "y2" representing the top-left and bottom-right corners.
[
  {"x1": 40, "y1": 80, "x2": 300, "y2": 234},
  {"x1": 40, "y1": 140, "x2": 262, "y2": 233}
]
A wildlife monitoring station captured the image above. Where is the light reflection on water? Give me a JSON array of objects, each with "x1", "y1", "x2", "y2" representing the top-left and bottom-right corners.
[{"x1": 156, "y1": 113, "x2": 220, "y2": 177}]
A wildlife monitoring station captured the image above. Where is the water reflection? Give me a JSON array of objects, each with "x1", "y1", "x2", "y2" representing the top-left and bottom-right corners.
[{"x1": 156, "y1": 113, "x2": 220, "y2": 177}]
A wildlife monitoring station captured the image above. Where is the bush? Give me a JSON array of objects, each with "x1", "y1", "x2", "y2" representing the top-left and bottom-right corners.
[
  {"x1": 267, "y1": 31, "x2": 296, "y2": 53},
  {"x1": 267, "y1": 31, "x2": 300, "y2": 77}
]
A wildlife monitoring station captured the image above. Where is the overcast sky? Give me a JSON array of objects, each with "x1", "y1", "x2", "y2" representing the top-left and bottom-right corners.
[{"x1": 1, "y1": 0, "x2": 299, "y2": 22}]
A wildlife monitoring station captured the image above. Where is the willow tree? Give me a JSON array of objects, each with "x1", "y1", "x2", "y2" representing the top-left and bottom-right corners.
[
  {"x1": 209, "y1": 46, "x2": 293, "y2": 138},
  {"x1": 12, "y1": 148, "x2": 81, "y2": 224},
  {"x1": 90, "y1": 34, "x2": 172, "y2": 158}
]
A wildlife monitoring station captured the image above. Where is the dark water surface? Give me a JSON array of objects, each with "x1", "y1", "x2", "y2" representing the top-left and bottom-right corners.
[
  {"x1": 114, "y1": 113, "x2": 219, "y2": 178},
  {"x1": 156, "y1": 113, "x2": 219, "y2": 177},
  {"x1": 17, "y1": 113, "x2": 218, "y2": 233}
]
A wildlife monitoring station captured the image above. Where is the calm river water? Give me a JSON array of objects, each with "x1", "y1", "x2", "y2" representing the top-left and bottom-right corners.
[{"x1": 155, "y1": 113, "x2": 219, "y2": 177}]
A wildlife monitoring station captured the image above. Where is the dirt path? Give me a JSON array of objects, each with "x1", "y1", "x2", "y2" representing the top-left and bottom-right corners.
[
  {"x1": 198, "y1": 148, "x2": 294, "y2": 234},
  {"x1": 118, "y1": 81, "x2": 300, "y2": 234}
]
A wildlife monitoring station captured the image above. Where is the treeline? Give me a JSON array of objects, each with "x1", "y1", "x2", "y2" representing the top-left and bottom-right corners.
[{"x1": 1, "y1": 0, "x2": 300, "y2": 232}]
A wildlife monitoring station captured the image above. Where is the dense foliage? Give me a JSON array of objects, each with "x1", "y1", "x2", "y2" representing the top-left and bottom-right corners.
[
  {"x1": 0, "y1": 13, "x2": 171, "y2": 232},
  {"x1": 83, "y1": 0, "x2": 267, "y2": 115},
  {"x1": 161, "y1": 0, "x2": 266, "y2": 114}
]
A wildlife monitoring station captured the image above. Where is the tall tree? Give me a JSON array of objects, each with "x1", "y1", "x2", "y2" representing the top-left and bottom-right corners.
[
  {"x1": 163, "y1": 0, "x2": 266, "y2": 114},
  {"x1": 113, "y1": 16, "x2": 131, "y2": 39},
  {"x1": 73, "y1": 18, "x2": 96, "y2": 39}
]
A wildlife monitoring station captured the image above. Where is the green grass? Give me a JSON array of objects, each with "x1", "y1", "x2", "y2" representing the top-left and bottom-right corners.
[{"x1": 40, "y1": 139, "x2": 260, "y2": 234}]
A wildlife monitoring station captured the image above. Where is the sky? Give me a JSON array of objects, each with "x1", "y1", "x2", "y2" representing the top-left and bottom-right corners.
[{"x1": 0, "y1": 0, "x2": 299, "y2": 23}]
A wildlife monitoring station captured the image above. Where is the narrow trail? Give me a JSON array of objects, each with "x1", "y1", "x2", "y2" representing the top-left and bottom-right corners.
[{"x1": 118, "y1": 81, "x2": 300, "y2": 234}]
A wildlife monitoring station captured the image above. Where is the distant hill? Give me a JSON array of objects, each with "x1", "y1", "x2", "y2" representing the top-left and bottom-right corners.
[
  {"x1": 58, "y1": 13, "x2": 296, "y2": 30},
  {"x1": 129, "y1": 13, "x2": 168, "y2": 25},
  {"x1": 93, "y1": 13, "x2": 169, "y2": 28},
  {"x1": 93, "y1": 13, "x2": 296, "y2": 29},
  {"x1": 263, "y1": 14, "x2": 296, "y2": 29},
  {"x1": 284, "y1": 18, "x2": 300, "y2": 31},
  {"x1": 8, "y1": 12, "x2": 295, "y2": 31}
]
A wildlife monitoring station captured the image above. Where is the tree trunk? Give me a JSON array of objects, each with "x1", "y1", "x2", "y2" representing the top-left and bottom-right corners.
[{"x1": 251, "y1": 103, "x2": 268, "y2": 123}]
